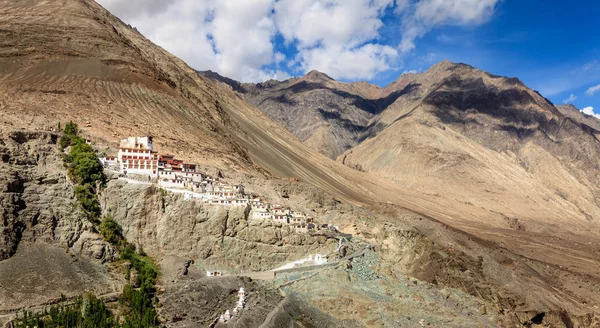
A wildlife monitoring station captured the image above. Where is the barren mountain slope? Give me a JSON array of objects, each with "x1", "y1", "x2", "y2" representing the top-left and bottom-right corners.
[
  {"x1": 204, "y1": 59, "x2": 600, "y2": 280},
  {"x1": 1, "y1": 0, "x2": 600, "y2": 326},
  {"x1": 200, "y1": 70, "x2": 388, "y2": 159},
  {"x1": 207, "y1": 63, "x2": 600, "y2": 324},
  {"x1": 557, "y1": 104, "x2": 600, "y2": 132},
  {"x1": 0, "y1": 0, "x2": 254, "y2": 171},
  {"x1": 341, "y1": 62, "x2": 600, "y2": 228},
  {"x1": 0, "y1": 0, "x2": 374, "y2": 205}
]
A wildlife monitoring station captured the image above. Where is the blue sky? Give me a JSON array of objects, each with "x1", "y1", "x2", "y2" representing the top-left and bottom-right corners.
[{"x1": 99, "y1": 0, "x2": 600, "y2": 116}]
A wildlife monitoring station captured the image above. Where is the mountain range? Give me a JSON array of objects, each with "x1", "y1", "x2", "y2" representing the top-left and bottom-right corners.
[{"x1": 1, "y1": 0, "x2": 600, "y2": 327}]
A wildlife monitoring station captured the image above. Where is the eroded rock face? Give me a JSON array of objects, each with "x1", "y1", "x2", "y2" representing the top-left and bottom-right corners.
[
  {"x1": 100, "y1": 180, "x2": 337, "y2": 272},
  {"x1": 0, "y1": 131, "x2": 116, "y2": 262},
  {"x1": 199, "y1": 70, "x2": 383, "y2": 159},
  {"x1": 0, "y1": 131, "x2": 121, "y2": 313}
]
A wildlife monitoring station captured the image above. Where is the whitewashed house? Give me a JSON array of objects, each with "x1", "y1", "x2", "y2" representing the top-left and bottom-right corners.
[
  {"x1": 99, "y1": 156, "x2": 118, "y2": 169},
  {"x1": 252, "y1": 211, "x2": 272, "y2": 220},
  {"x1": 206, "y1": 270, "x2": 222, "y2": 277},
  {"x1": 158, "y1": 179, "x2": 185, "y2": 189},
  {"x1": 273, "y1": 213, "x2": 289, "y2": 224},
  {"x1": 117, "y1": 136, "x2": 159, "y2": 177}
]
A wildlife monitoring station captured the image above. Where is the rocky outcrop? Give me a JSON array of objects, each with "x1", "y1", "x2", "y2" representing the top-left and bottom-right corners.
[
  {"x1": 100, "y1": 180, "x2": 337, "y2": 272},
  {"x1": 556, "y1": 104, "x2": 600, "y2": 133},
  {"x1": 0, "y1": 131, "x2": 116, "y2": 262},
  {"x1": 0, "y1": 130, "x2": 120, "y2": 312}
]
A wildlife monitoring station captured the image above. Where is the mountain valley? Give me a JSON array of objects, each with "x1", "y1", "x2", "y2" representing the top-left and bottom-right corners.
[{"x1": 0, "y1": 0, "x2": 599, "y2": 327}]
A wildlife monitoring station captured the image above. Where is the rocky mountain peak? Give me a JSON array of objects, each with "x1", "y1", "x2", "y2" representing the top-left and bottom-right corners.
[
  {"x1": 2, "y1": 1, "x2": 600, "y2": 326},
  {"x1": 559, "y1": 103, "x2": 578, "y2": 111},
  {"x1": 304, "y1": 69, "x2": 335, "y2": 82},
  {"x1": 557, "y1": 104, "x2": 600, "y2": 131}
]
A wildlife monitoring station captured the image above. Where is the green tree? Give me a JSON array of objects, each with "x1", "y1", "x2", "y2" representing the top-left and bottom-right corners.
[
  {"x1": 64, "y1": 121, "x2": 78, "y2": 136},
  {"x1": 99, "y1": 216, "x2": 124, "y2": 247},
  {"x1": 70, "y1": 150, "x2": 104, "y2": 185},
  {"x1": 75, "y1": 184, "x2": 101, "y2": 220},
  {"x1": 59, "y1": 120, "x2": 80, "y2": 149},
  {"x1": 13, "y1": 294, "x2": 119, "y2": 328}
]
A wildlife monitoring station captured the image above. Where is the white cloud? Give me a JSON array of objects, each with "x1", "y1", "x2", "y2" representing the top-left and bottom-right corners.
[
  {"x1": 274, "y1": 52, "x2": 286, "y2": 64},
  {"x1": 586, "y1": 84, "x2": 600, "y2": 96},
  {"x1": 562, "y1": 93, "x2": 577, "y2": 104},
  {"x1": 97, "y1": 0, "x2": 499, "y2": 82},
  {"x1": 399, "y1": 0, "x2": 500, "y2": 52},
  {"x1": 298, "y1": 43, "x2": 398, "y2": 80},
  {"x1": 99, "y1": 0, "x2": 282, "y2": 82},
  {"x1": 423, "y1": 52, "x2": 437, "y2": 63},
  {"x1": 273, "y1": 0, "x2": 398, "y2": 80},
  {"x1": 581, "y1": 107, "x2": 600, "y2": 119}
]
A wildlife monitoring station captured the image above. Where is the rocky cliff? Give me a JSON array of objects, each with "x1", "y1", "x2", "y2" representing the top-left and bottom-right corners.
[
  {"x1": 100, "y1": 179, "x2": 337, "y2": 273},
  {"x1": 1, "y1": 128, "x2": 599, "y2": 327},
  {"x1": 0, "y1": 130, "x2": 120, "y2": 310},
  {"x1": 1, "y1": 0, "x2": 600, "y2": 326}
]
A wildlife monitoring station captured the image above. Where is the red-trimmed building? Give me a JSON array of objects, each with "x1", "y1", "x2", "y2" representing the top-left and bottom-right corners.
[{"x1": 117, "y1": 137, "x2": 159, "y2": 177}]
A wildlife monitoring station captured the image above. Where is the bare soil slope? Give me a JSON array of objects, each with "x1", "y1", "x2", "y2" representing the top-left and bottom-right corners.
[
  {"x1": 1, "y1": 1, "x2": 600, "y2": 326},
  {"x1": 200, "y1": 70, "x2": 387, "y2": 159},
  {"x1": 0, "y1": 0, "x2": 252, "y2": 171},
  {"x1": 342, "y1": 62, "x2": 600, "y2": 231},
  {"x1": 0, "y1": 0, "x2": 370, "y2": 204}
]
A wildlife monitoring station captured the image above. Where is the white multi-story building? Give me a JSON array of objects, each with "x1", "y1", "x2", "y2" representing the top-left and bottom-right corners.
[
  {"x1": 232, "y1": 199, "x2": 249, "y2": 207},
  {"x1": 99, "y1": 156, "x2": 118, "y2": 169},
  {"x1": 292, "y1": 223, "x2": 309, "y2": 233},
  {"x1": 117, "y1": 136, "x2": 159, "y2": 177},
  {"x1": 290, "y1": 211, "x2": 307, "y2": 225},
  {"x1": 254, "y1": 202, "x2": 269, "y2": 211},
  {"x1": 252, "y1": 211, "x2": 272, "y2": 219},
  {"x1": 158, "y1": 179, "x2": 185, "y2": 189},
  {"x1": 273, "y1": 213, "x2": 289, "y2": 224},
  {"x1": 180, "y1": 171, "x2": 204, "y2": 183},
  {"x1": 272, "y1": 205, "x2": 289, "y2": 216}
]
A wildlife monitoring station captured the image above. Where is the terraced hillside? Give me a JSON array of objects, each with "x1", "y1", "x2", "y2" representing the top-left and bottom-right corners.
[
  {"x1": 0, "y1": 0, "x2": 372, "y2": 205},
  {"x1": 0, "y1": 0, "x2": 251, "y2": 170}
]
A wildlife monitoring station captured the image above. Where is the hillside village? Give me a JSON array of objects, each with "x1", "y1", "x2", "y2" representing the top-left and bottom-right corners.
[{"x1": 100, "y1": 137, "x2": 332, "y2": 234}]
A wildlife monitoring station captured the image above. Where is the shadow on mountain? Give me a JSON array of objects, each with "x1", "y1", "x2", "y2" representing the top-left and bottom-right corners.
[
  {"x1": 496, "y1": 124, "x2": 537, "y2": 140},
  {"x1": 352, "y1": 121, "x2": 387, "y2": 146},
  {"x1": 278, "y1": 81, "x2": 425, "y2": 148},
  {"x1": 198, "y1": 70, "x2": 246, "y2": 94},
  {"x1": 269, "y1": 94, "x2": 298, "y2": 106},
  {"x1": 376, "y1": 83, "x2": 421, "y2": 110},
  {"x1": 284, "y1": 81, "x2": 379, "y2": 114},
  {"x1": 317, "y1": 108, "x2": 366, "y2": 132},
  {"x1": 426, "y1": 76, "x2": 563, "y2": 139},
  {"x1": 349, "y1": 84, "x2": 425, "y2": 146}
]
